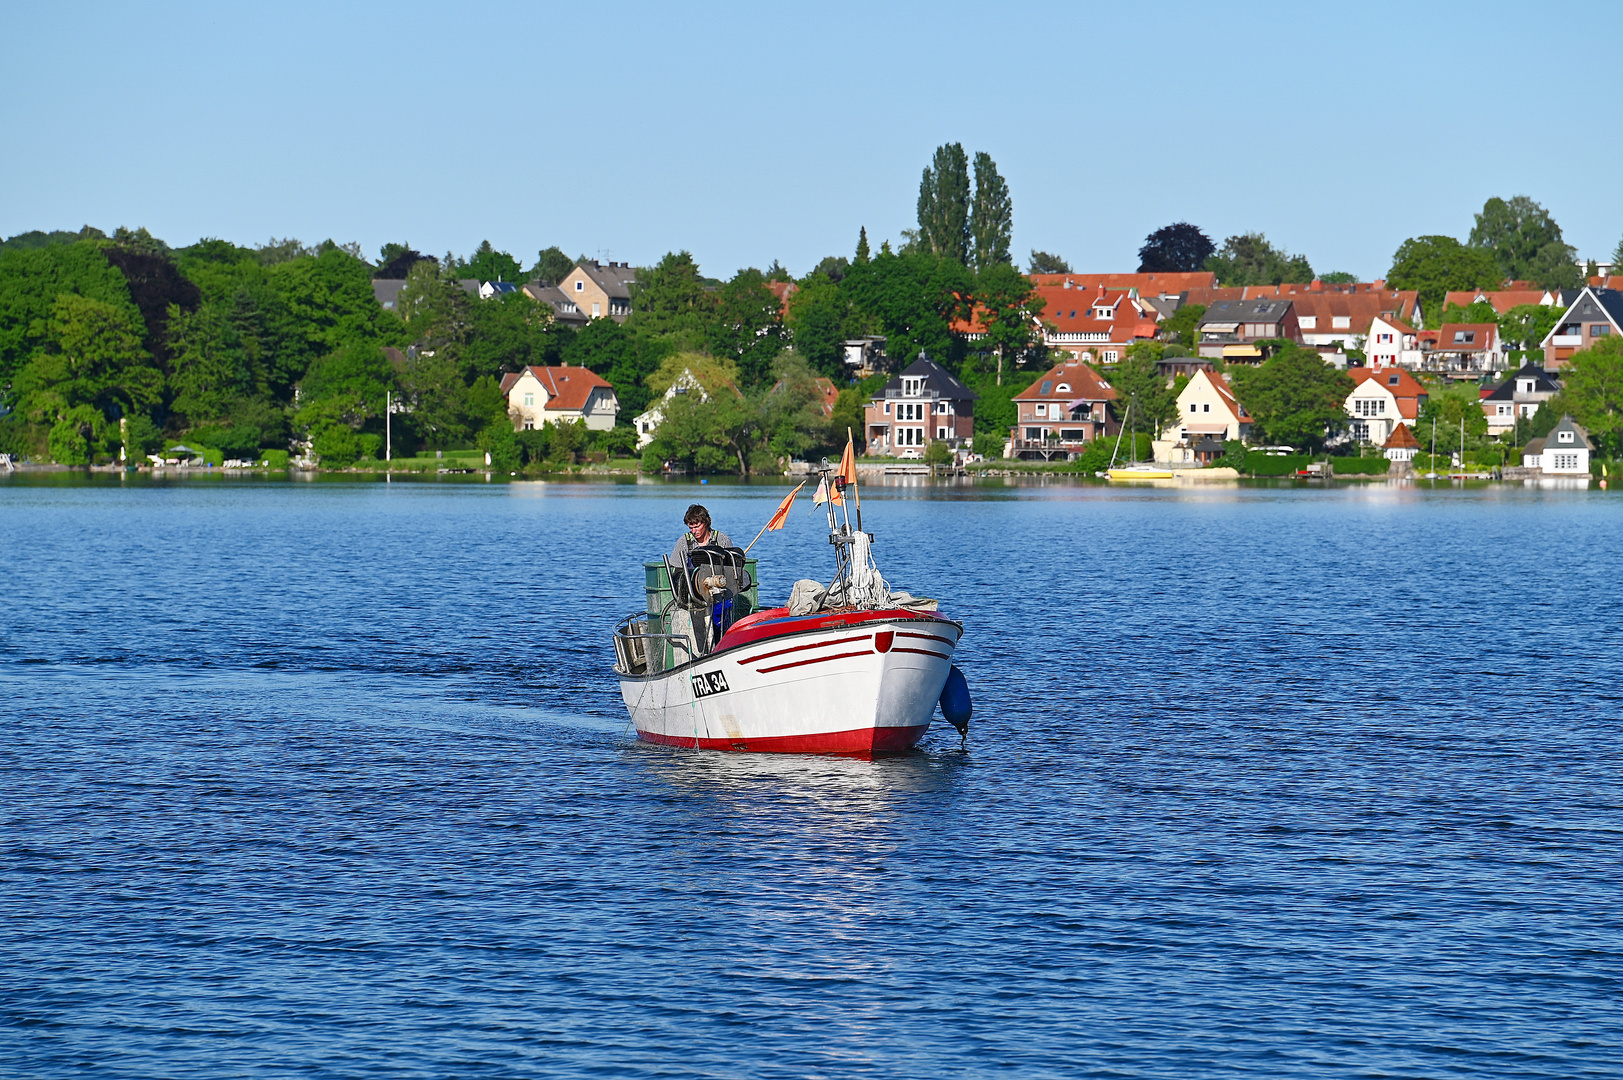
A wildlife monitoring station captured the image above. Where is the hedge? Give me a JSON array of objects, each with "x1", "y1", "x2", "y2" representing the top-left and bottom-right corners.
[
  {"x1": 1329, "y1": 457, "x2": 1390, "y2": 475},
  {"x1": 1244, "y1": 452, "x2": 1311, "y2": 476}
]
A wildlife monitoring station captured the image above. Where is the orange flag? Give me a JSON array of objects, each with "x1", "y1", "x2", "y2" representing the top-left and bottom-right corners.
[
  {"x1": 832, "y1": 431, "x2": 856, "y2": 505},
  {"x1": 765, "y1": 481, "x2": 805, "y2": 531}
]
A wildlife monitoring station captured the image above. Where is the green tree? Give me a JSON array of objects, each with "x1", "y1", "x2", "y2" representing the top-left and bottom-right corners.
[
  {"x1": 11, "y1": 295, "x2": 162, "y2": 460},
  {"x1": 916, "y1": 143, "x2": 971, "y2": 265},
  {"x1": 1227, "y1": 345, "x2": 1354, "y2": 451},
  {"x1": 1552, "y1": 335, "x2": 1623, "y2": 453},
  {"x1": 973, "y1": 262, "x2": 1045, "y2": 384},
  {"x1": 1028, "y1": 250, "x2": 1071, "y2": 274},
  {"x1": 626, "y1": 251, "x2": 715, "y2": 350},
  {"x1": 1468, "y1": 196, "x2": 1578, "y2": 287},
  {"x1": 1205, "y1": 233, "x2": 1313, "y2": 286},
  {"x1": 463, "y1": 291, "x2": 568, "y2": 382},
  {"x1": 1385, "y1": 236, "x2": 1500, "y2": 319},
  {"x1": 761, "y1": 352, "x2": 833, "y2": 461},
  {"x1": 529, "y1": 246, "x2": 578, "y2": 285},
  {"x1": 295, "y1": 342, "x2": 396, "y2": 461},
  {"x1": 1319, "y1": 271, "x2": 1357, "y2": 284},
  {"x1": 457, "y1": 240, "x2": 524, "y2": 284},
  {"x1": 707, "y1": 268, "x2": 786, "y2": 388},
  {"x1": 785, "y1": 273, "x2": 857, "y2": 378},
  {"x1": 1161, "y1": 303, "x2": 1206, "y2": 349},
  {"x1": 1498, "y1": 303, "x2": 1563, "y2": 354},
  {"x1": 969, "y1": 151, "x2": 1012, "y2": 271},
  {"x1": 1107, "y1": 342, "x2": 1177, "y2": 438},
  {"x1": 842, "y1": 248, "x2": 972, "y2": 369},
  {"x1": 649, "y1": 382, "x2": 762, "y2": 475},
  {"x1": 1137, "y1": 223, "x2": 1214, "y2": 273},
  {"x1": 0, "y1": 240, "x2": 140, "y2": 390},
  {"x1": 560, "y1": 317, "x2": 671, "y2": 418}
]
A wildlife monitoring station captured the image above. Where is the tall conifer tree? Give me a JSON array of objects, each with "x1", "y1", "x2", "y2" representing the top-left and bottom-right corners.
[{"x1": 970, "y1": 152, "x2": 1012, "y2": 271}]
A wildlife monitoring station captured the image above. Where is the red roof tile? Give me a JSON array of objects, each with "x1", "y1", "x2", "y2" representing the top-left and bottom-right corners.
[
  {"x1": 507, "y1": 365, "x2": 614, "y2": 411},
  {"x1": 1013, "y1": 362, "x2": 1117, "y2": 403}
]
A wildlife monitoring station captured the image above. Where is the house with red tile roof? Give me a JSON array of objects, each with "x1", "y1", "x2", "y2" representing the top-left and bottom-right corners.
[
  {"x1": 1345, "y1": 367, "x2": 1426, "y2": 446},
  {"x1": 765, "y1": 280, "x2": 799, "y2": 318},
  {"x1": 1005, "y1": 361, "x2": 1118, "y2": 460},
  {"x1": 1441, "y1": 288, "x2": 1554, "y2": 314},
  {"x1": 1180, "y1": 281, "x2": 1423, "y2": 330},
  {"x1": 1366, "y1": 315, "x2": 1423, "y2": 371},
  {"x1": 1421, "y1": 323, "x2": 1506, "y2": 378},
  {"x1": 1035, "y1": 286, "x2": 1160, "y2": 362},
  {"x1": 1153, "y1": 369, "x2": 1251, "y2": 463},
  {"x1": 1383, "y1": 422, "x2": 1420, "y2": 462},
  {"x1": 500, "y1": 365, "x2": 618, "y2": 431},
  {"x1": 1027, "y1": 271, "x2": 1217, "y2": 294}
]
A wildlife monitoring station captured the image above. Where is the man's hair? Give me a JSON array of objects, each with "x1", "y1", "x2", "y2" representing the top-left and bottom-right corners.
[{"x1": 683, "y1": 504, "x2": 711, "y2": 528}]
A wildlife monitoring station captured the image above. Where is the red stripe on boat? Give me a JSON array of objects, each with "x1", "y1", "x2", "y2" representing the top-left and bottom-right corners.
[
  {"x1": 637, "y1": 723, "x2": 930, "y2": 755},
  {"x1": 892, "y1": 647, "x2": 952, "y2": 660},
  {"x1": 898, "y1": 631, "x2": 955, "y2": 646},
  {"x1": 735, "y1": 633, "x2": 872, "y2": 667},
  {"x1": 715, "y1": 608, "x2": 958, "y2": 651},
  {"x1": 756, "y1": 649, "x2": 872, "y2": 674}
]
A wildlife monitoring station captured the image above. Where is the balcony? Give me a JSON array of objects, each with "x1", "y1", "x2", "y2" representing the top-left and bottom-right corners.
[{"x1": 1550, "y1": 335, "x2": 1582, "y2": 348}]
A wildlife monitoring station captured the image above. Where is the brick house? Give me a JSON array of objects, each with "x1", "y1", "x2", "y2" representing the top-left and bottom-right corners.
[
  {"x1": 1005, "y1": 361, "x2": 1118, "y2": 460},
  {"x1": 1479, "y1": 364, "x2": 1560, "y2": 436},
  {"x1": 1034, "y1": 286, "x2": 1160, "y2": 363},
  {"x1": 1195, "y1": 299, "x2": 1301, "y2": 360},
  {"x1": 863, "y1": 354, "x2": 977, "y2": 456},
  {"x1": 1420, "y1": 323, "x2": 1506, "y2": 378}
]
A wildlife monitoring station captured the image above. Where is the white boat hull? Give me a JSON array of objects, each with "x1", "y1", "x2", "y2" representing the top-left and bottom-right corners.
[{"x1": 618, "y1": 614, "x2": 961, "y2": 754}]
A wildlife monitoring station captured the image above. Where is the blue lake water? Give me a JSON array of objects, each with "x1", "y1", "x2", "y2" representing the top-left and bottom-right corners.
[{"x1": 2, "y1": 473, "x2": 1621, "y2": 1078}]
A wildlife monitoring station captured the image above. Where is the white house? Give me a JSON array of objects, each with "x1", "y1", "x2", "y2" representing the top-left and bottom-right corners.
[
  {"x1": 499, "y1": 365, "x2": 618, "y2": 432},
  {"x1": 1153, "y1": 368, "x2": 1251, "y2": 463},
  {"x1": 1521, "y1": 415, "x2": 1593, "y2": 475},
  {"x1": 1366, "y1": 315, "x2": 1424, "y2": 371},
  {"x1": 633, "y1": 368, "x2": 740, "y2": 448}
]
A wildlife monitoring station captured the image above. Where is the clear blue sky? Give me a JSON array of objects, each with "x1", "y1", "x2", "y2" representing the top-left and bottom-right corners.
[{"x1": 4, "y1": 1, "x2": 1619, "y2": 280}]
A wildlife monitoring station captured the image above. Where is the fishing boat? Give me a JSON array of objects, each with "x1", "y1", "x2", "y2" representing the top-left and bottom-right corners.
[{"x1": 611, "y1": 456, "x2": 971, "y2": 755}]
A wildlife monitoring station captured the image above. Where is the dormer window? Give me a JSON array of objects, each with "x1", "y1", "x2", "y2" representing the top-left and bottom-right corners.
[
  {"x1": 1454, "y1": 330, "x2": 1475, "y2": 343},
  {"x1": 1520, "y1": 381, "x2": 1534, "y2": 393},
  {"x1": 1055, "y1": 383, "x2": 1070, "y2": 393},
  {"x1": 1094, "y1": 307, "x2": 1112, "y2": 318},
  {"x1": 1387, "y1": 375, "x2": 1400, "y2": 385},
  {"x1": 1558, "y1": 430, "x2": 1574, "y2": 443},
  {"x1": 902, "y1": 377, "x2": 922, "y2": 396}
]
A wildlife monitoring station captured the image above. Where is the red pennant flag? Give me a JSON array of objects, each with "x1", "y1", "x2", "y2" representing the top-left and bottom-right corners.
[{"x1": 765, "y1": 481, "x2": 805, "y2": 532}]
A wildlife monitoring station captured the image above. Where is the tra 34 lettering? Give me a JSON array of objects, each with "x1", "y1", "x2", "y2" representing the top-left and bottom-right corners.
[{"x1": 691, "y1": 671, "x2": 730, "y2": 698}]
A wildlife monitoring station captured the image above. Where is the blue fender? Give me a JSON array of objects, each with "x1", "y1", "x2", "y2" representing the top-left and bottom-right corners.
[{"x1": 939, "y1": 665, "x2": 971, "y2": 737}]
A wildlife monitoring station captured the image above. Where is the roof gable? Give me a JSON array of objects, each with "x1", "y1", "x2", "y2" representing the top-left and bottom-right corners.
[
  {"x1": 877, "y1": 356, "x2": 979, "y2": 401},
  {"x1": 1012, "y1": 362, "x2": 1116, "y2": 403}
]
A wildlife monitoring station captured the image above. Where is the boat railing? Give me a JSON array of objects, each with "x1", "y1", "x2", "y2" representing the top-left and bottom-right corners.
[{"x1": 613, "y1": 612, "x2": 695, "y2": 676}]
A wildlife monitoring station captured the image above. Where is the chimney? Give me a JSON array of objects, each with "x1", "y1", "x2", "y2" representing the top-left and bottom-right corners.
[{"x1": 1310, "y1": 279, "x2": 1324, "y2": 292}]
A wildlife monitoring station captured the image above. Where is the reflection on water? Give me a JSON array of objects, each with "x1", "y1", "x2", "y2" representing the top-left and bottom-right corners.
[{"x1": 3, "y1": 477, "x2": 1622, "y2": 1078}]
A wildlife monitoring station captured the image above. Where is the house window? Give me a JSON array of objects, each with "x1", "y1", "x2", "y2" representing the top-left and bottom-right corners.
[
  {"x1": 523, "y1": 392, "x2": 534, "y2": 406},
  {"x1": 1454, "y1": 330, "x2": 1475, "y2": 343},
  {"x1": 1202, "y1": 403, "x2": 1211, "y2": 413},
  {"x1": 1025, "y1": 428, "x2": 1042, "y2": 440},
  {"x1": 1497, "y1": 404, "x2": 1511, "y2": 416},
  {"x1": 1040, "y1": 381, "x2": 1053, "y2": 394},
  {"x1": 1056, "y1": 383, "x2": 1070, "y2": 393},
  {"x1": 1035, "y1": 403, "x2": 1048, "y2": 418},
  {"x1": 523, "y1": 420, "x2": 534, "y2": 430},
  {"x1": 937, "y1": 426, "x2": 949, "y2": 439},
  {"x1": 574, "y1": 280, "x2": 583, "y2": 291},
  {"x1": 1332, "y1": 316, "x2": 1351, "y2": 330},
  {"x1": 883, "y1": 402, "x2": 891, "y2": 415},
  {"x1": 1189, "y1": 402, "x2": 1198, "y2": 413},
  {"x1": 592, "y1": 303, "x2": 601, "y2": 317},
  {"x1": 1351, "y1": 421, "x2": 1369, "y2": 441},
  {"x1": 1595, "y1": 325, "x2": 1611, "y2": 337},
  {"x1": 1299, "y1": 316, "x2": 1318, "y2": 329},
  {"x1": 1102, "y1": 350, "x2": 1118, "y2": 362},
  {"x1": 1558, "y1": 430, "x2": 1574, "y2": 443},
  {"x1": 1554, "y1": 453, "x2": 1578, "y2": 469},
  {"x1": 1388, "y1": 375, "x2": 1400, "y2": 385},
  {"x1": 936, "y1": 401, "x2": 950, "y2": 414}
]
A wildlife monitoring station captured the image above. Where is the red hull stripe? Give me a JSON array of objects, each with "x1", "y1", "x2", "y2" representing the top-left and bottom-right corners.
[
  {"x1": 736, "y1": 633, "x2": 872, "y2": 667},
  {"x1": 756, "y1": 649, "x2": 873, "y2": 674},
  {"x1": 638, "y1": 723, "x2": 930, "y2": 754},
  {"x1": 715, "y1": 608, "x2": 960, "y2": 652},
  {"x1": 899, "y1": 631, "x2": 956, "y2": 646},
  {"x1": 892, "y1": 647, "x2": 952, "y2": 660}
]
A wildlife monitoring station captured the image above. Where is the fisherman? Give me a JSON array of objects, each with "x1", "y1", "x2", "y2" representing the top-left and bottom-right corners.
[{"x1": 671, "y1": 504, "x2": 733, "y2": 565}]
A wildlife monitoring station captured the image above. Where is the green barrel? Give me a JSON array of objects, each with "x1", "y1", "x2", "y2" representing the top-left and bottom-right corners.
[{"x1": 643, "y1": 559, "x2": 759, "y2": 671}]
